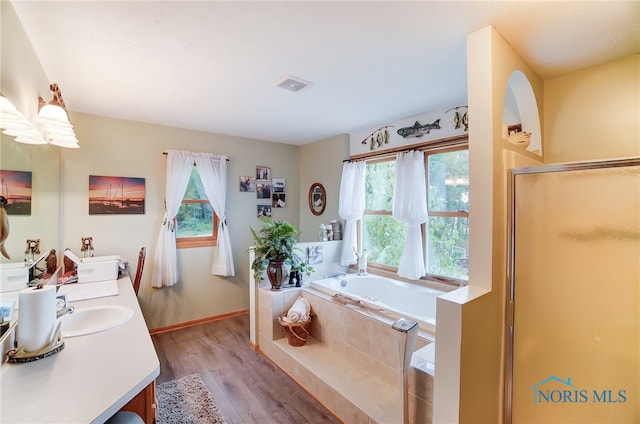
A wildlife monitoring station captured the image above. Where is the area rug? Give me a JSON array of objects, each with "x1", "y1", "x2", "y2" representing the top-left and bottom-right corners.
[{"x1": 156, "y1": 373, "x2": 227, "y2": 424}]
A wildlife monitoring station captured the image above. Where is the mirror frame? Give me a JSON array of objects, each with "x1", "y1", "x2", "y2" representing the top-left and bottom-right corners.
[{"x1": 308, "y1": 183, "x2": 326, "y2": 216}]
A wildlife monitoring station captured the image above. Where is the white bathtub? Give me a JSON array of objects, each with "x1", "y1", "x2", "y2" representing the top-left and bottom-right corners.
[{"x1": 308, "y1": 273, "x2": 445, "y2": 336}]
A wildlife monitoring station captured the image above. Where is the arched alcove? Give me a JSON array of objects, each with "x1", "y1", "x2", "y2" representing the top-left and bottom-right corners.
[{"x1": 502, "y1": 70, "x2": 542, "y2": 156}]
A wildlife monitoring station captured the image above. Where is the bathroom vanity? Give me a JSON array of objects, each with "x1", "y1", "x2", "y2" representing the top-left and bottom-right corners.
[{"x1": 0, "y1": 274, "x2": 159, "y2": 423}]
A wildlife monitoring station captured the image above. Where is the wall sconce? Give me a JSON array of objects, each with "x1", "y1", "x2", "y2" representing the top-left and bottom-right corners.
[{"x1": 36, "y1": 83, "x2": 80, "y2": 148}]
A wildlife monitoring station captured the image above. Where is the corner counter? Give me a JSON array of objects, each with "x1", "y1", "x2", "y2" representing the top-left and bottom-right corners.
[{"x1": 1, "y1": 275, "x2": 160, "y2": 423}]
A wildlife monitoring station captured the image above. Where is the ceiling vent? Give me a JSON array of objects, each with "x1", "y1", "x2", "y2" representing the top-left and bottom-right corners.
[{"x1": 273, "y1": 75, "x2": 313, "y2": 92}]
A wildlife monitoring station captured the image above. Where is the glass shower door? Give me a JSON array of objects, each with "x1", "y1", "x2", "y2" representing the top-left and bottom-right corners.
[{"x1": 506, "y1": 158, "x2": 640, "y2": 423}]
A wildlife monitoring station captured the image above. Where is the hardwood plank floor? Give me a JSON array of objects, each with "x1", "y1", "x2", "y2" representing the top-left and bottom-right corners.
[{"x1": 151, "y1": 314, "x2": 342, "y2": 424}]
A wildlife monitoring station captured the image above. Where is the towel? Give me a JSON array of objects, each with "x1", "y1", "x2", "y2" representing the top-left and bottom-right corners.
[{"x1": 285, "y1": 296, "x2": 311, "y2": 323}]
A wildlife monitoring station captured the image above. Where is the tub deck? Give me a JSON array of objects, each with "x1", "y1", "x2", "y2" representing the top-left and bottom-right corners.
[{"x1": 257, "y1": 285, "x2": 435, "y2": 423}]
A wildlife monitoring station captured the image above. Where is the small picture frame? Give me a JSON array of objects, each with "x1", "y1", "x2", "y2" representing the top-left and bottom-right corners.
[
  {"x1": 239, "y1": 176, "x2": 255, "y2": 192},
  {"x1": 272, "y1": 177, "x2": 286, "y2": 193},
  {"x1": 308, "y1": 245, "x2": 324, "y2": 265},
  {"x1": 256, "y1": 166, "x2": 271, "y2": 180},
  {"x1": 272, "y1": 193, "x2": 286, "y2": 208},
  {"x1": 256, "y1": 180, "x2": 272, "y2": 199},
  {"x1": 0, "y1": 300, "x2": 15, "y2": 322},
  {"x1": 257, "y1": 204, "x2": 272, "y2": 218}
]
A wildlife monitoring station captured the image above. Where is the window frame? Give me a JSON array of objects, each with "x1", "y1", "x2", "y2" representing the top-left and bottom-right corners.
[
  {"x1": 356, "y1": 135, "x2": 469, "y2": 285},
  {"x1": 175, "y1": 166, "x2": 219, "y2": 249}
]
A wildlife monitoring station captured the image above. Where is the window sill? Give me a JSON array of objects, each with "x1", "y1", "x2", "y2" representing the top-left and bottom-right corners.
[{"x1": 349, "y1": 265, "x2": 463, "y2": 293}]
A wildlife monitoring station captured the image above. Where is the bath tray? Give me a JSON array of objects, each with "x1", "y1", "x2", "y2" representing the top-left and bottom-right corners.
[{"x1": 6, "y1": 325, "x2": 65, "y2": 363}]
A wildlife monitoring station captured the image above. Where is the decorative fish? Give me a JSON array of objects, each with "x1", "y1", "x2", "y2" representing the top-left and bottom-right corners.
[
  {"x1": 0, "y1": 196, "x2": 10, "y2": 259},
  {"x1": 462, "y1": 111, "x2": 469, "y2": 131},
  {"x1": 452, "y1": 111, "x2": 461, "y2": 129},
  {"x1": 396, "y1": 119, "x2": 441, "y2": 139}
]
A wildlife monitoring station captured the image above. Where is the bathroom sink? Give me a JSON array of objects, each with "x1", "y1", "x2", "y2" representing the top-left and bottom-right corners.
[{"x1": 60, "y1": 305, "x2": 133, "y2": 338}]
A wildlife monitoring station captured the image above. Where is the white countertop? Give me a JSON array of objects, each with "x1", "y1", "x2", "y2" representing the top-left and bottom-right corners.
[{"x1": 1, "y1": 274, "x2": 160, "y2": 423}]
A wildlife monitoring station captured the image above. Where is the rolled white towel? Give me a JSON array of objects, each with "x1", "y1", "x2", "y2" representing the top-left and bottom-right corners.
[{"x1": 285, "y1": 296, "x2": 311, "y2": 323}]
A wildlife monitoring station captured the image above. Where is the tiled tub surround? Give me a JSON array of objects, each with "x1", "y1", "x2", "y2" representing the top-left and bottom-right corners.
[{"x1": 258, "y1": 286, "x2": 435, "y2": 424}]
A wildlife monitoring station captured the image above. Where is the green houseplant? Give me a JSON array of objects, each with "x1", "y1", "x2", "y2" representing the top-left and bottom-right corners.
[{"x1": 250, "y1": 217, "x2": 311, "y2": 290}]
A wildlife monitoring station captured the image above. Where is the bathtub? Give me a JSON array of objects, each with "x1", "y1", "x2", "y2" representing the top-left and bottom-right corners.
[{"x1": 307, "y1": 273, "x2": 445, "y2": 336}]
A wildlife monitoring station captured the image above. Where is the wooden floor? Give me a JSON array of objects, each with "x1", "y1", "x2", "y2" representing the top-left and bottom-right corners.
[{"x1": 151, "y1": 314, "x2": 342, "y2": 424}]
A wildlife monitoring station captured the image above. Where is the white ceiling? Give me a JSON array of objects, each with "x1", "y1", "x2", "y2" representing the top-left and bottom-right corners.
[{"x1": 10, "y1": 1, "x2": 639, "y2": 145}]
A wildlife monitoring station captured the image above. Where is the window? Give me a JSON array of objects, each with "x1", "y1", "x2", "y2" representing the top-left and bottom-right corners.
[
  {"x1": 176, "y1": 166, "x2": 218, "y2": 248},
  {"x1": 362, "y1": 146, "x2": 469, "y2": 283}
]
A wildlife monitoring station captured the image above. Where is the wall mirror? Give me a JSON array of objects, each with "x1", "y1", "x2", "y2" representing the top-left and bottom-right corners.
[
  {"x1": 308, "y1": 183, "x2": 326, "y2": 216},
  {"x1": 0, "y1": 135, "x2": 60, "y2": 274}
]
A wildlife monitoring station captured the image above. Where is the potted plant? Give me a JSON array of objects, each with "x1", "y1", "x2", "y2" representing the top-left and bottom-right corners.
[{"x1": 250, "y1": 217, "x2": 308, "y2": 290}]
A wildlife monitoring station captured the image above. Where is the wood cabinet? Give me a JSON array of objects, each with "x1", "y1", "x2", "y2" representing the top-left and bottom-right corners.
[{"x1": 120, "y1": 380, "x2": 156, "y2": 423}]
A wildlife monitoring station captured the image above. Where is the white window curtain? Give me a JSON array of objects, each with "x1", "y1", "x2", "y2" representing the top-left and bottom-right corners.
[
  {"x1": 393, "y1": 150, "x2": 429, "y2": 280},
  {"x1": 194, "y1": 152, "x2": 235, "y2": 276},
  {"x1": 151, "y1": 150, "x2": 194, "y2": 288},
  {"x1": 338, "y1": 160, "x2": 366, "y2": 266}
]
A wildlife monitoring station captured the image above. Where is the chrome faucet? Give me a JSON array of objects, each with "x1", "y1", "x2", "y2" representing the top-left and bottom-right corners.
[
  {"x1": 56, "y1": 305, "x2": 75, "y2": 319},
  {"x1": 327, "y1": 271, "x2": 347, "y2": 278}
]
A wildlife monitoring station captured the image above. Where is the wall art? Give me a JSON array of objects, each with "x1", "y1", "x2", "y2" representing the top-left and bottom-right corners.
[
  {"x1": 256, "y1": 166, "x2": 271, "y2": 180},
  {"x1": 89, "y1": 175, "x2": 145, "y2": 215},
  {"x1": 272, "y1": 177, "x2": 286, "y2": 193},
  {"x1": 0, "y1": 169, "x2": 32, "y2": 215},
  {"x1": 257, "y1": 204, "x2": 272, "y2": 218},
  {"x1": 272, "y1": 193, "x2": 286, "y2": 208},
  {"x1": 256, "y1": 180, "x2": 272, "y2": 199},
  {"x1": 240, "y1": 176, "x2": 256, "y2": 192}
]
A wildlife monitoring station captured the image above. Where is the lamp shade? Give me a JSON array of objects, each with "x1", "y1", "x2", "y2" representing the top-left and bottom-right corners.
[{"x1": 36, "y1": 103, "x2": 70, "y2": 124}]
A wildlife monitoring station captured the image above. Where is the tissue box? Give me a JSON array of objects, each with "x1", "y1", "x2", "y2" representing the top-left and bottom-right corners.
[
  {"x1": 0, "y1": 263, "x2": 29, "y2": 292},
  {"x1": 77, "y1": 255, "x2": 122, "y2": 284}
]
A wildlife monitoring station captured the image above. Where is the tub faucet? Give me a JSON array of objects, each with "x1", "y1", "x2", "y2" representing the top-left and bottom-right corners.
[
  {"x1": 354, "y1": 248, "x2": 371, "y2": 276},
  {"x1": 327, "y1": 272, "x2": 347, "y2": 278}
]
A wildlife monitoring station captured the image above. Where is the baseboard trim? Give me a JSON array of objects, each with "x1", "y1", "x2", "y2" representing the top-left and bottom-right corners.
[{"x1": 149, "y1": 309, "x2": 249, "y2": 335}]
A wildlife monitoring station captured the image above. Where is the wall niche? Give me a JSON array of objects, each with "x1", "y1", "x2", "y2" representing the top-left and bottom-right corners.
[{"x1": 502, "y1": 70, "x2": 542, "y2": 156}]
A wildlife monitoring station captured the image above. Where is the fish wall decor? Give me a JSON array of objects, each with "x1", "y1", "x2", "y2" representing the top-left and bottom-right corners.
[
  {"x1": 445, "y1": 105, "x2": 469, "y2": 131},
  {"x1": 396, "y1": 119, "x2": 441, "y2": 139},
  {"x1": 360, "y1": 125, "x2": 393, "y2": 151}
]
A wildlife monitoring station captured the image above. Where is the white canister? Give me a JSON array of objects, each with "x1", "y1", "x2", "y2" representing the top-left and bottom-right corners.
[{"x1": 18, "y1": 284, "x2": 57, "y2": 352}]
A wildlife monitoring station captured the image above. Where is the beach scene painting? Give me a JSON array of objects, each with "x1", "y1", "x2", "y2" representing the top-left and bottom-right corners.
[
  {"x1": 89, "y1": 175, "x2": 145, "y2": 215},
  {"x1": 0, "y1": 170, "x2": 32, "y2": 215}
]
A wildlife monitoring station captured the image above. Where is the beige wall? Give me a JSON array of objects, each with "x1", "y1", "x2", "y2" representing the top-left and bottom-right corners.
[
  {"x1": 2, "y1": 0, "x2": 344, "y2": 331},
  {"x1": 61, "y1": 112, "x2": 304, "y2": 329},
  {"x1": 298, "y1": 133, "x2": 349, "y2": 242},
  {"x1": 435, "y1": 26, "x2": 546, "y2": 423},
  {"x1": 544, "y1": 54, "x2": 640, "y2": 163},
  {"x1": 437, "y1": 27, "x2": 640, "y2": 424}
]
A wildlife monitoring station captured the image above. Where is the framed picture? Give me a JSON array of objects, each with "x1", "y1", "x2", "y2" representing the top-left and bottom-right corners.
[
  {"x1": 89, "y1": 175, "x2": 145, "y2": 215},
  {"x1": 0, "y1": 169, "x2": 32, "y2": 215},
  {"x1": 256, "y1": 180, "x2": 272, "y2": 199},
  {"x1": 257, "y1": 204, "x2": 272, "y2": 218},
  {"x1": 272, "y1": 193, "x2": 286, "y2": 208},
  {"x1": 0, "y1": 300, "x2": 15, "y2": 321},
  {"x1": 308, "y1": 245, "x2": 323, "y2": 265},
  {"x1": 256, "y1": 166, "x2": 271, "y2": 180},
  {"x1": 240, "y1": 176, "x2": 255, "y2": 192},
  {"x1": 272, "y1": 177, "x2": 286, "y2": 193}
]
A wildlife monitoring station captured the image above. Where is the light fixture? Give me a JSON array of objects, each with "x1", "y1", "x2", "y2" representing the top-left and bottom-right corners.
[
  {"x1": 0, "y1": 93, "x2": 47, "y2": 144},
  {"x1": 36, "y1": 83, "x2": 80, "y2": 148},
  {"x1": 0, "y1": 85, "x2": 79, "y2": 148}
]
